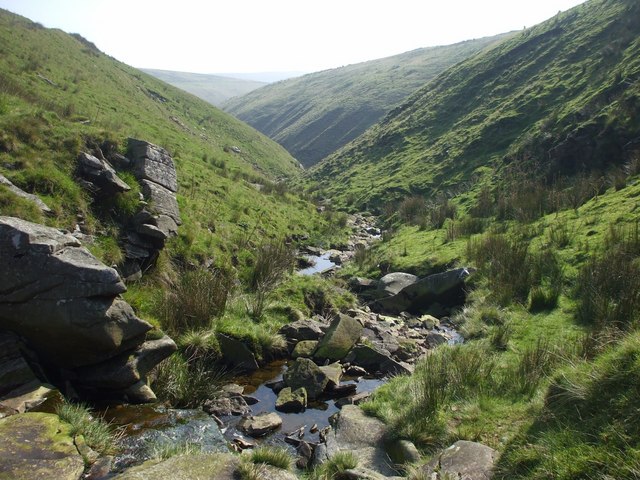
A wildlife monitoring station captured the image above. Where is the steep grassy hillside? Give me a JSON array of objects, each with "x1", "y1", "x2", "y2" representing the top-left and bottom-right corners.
[
  {"x1": 308, "y1": 0, "x2": 640, "y2": 212},
  {"x1": 0, "y1": 7, "x2": 333, "y2": 258},
  {"x1": 141, "y1": 69, "x2": 267, "y2": 107},
  {"x1": 224, "y1": 34, "x2": 511, "y2": 167}
]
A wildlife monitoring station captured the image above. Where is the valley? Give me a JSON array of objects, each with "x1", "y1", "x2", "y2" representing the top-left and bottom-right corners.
[{"x1": 1, "y1": 0, "x2": 640, "y2": 479}]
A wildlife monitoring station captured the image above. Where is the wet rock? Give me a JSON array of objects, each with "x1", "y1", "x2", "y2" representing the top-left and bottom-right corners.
[
  {"x1": 421, "y1": 440, "x2": 497, "y2": 479},
  {"x1": 85, "y1": 455, "x2": 113, "y2": 479},
  {"x1": 374, "y1": 268, "x2": 474, "y2": 314},
  {"x1": 275, "y1": 387, "x2": 307, "y2": 413},
  {"x1": 292, "y1": 340, "x2": 318, "y2": 358},
  {"x1": 217, "y1": 333, "x2": 259, "y2": 372},
  {"x1": 0, "y1": 173, "x2": 51, "y2": 214},
  {"x1": 0, "y1": 412, "x2": 84, "y2": 480},
  {"x1": 239, "y1": 412, "x2": 283, "y2": 437},
  {"x1": 326, "y1": 383, "x2": 357, "y2": 398},
  {"x1": 283, "y1": 358, "x2": 329, "y2": 400},
  {"x1": 314, "y1": 314, "x2": 363, "y2": 361},
  {"x1": 204, "y1": 396, "x2": 250, "y2": 416},
  {"x1": 345, "y1": 365, "x2": 368, "y2": 377}
]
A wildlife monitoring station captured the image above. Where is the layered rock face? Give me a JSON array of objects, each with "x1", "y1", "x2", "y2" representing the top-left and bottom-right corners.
[
  {"x1": 76, "y1": 139, "x2": 181, "y2": 282},
  {"x1": 0, "y1": 216, "x2": 175, "y2": 403}
]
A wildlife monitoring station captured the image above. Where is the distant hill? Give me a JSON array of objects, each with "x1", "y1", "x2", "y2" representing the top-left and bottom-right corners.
[
  {"x1": 223, "y1": 34, "x2": 512, "y2": 167},
  {"x1": 307, "y1": 0, "x2": 640, "y2": 211},
  {"x1": 141, "y1": 69, "x2": 267, "y2": 106}
]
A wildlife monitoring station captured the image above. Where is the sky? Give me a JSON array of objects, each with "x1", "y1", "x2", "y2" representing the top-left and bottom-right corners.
[{"x1": 0, "y1": 0, "x2": 588, "y2": 75}]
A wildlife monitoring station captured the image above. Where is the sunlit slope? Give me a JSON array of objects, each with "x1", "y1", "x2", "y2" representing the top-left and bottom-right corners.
[
  {"x1": 224, "y1": 34, "x2": 510, "y2": 167},
  {"x1": 307, "y1": 0, "x2": 640, "y2": 211}
]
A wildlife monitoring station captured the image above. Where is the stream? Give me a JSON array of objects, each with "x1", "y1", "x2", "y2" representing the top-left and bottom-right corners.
[{"x1": 104, "y1": 213, "x2": 464, "y2": 474}]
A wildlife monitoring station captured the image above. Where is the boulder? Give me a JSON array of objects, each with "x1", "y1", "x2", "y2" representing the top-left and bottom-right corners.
[
  {"x1": 0, "y1": 217, "x2": 171, "y2": 402},
  {"x1": 421, "y1": 440, "x2": 497, "y2": 479},
  {"x1": 0, "y1": 412, "x2": 85, "y2": 480},
  {"x1": 279, "y1": 319, "x2": 325, "y2": 342},
  {"x1": 345, "y1": 344, "x2": 411, "y2": 376},
  {"x1": 318, "y1": 362, "x2": 342, "y2": 388},
  {"x1": 128, "y1": 138, "x2": 178, "y2": 193},
  {"x1": 275, "y1": 387, "x2": 307, "y2": 413},
  {"x1": 374, "y1": 268, "x2": 474, "y2": 314},
  {"x1": 283, "y1": 358, "x2": 329, "y2": 400},
  {"x1": 377, "y1": 272, "x2": 419, "y2": 296},
  {"x1": 0, "y1": 173, "x2": 51, "y2": 214},
  {"x1": 0, "y1": 381, "x2": 59, "y2": 416},
  {"x1": 314, "y1": 314, "x2": 363, "y2": 361},
  {"x1": 239, "y1": 412, "x2": 283, "y2": 437},
  {"x1": 77, "y1": 151, "x2": 131, "y2": 195},
  {"x1": 217, "y1": 334, "x2": 259, "y2": 372},
  {"x1": 292, "y1": 340, "x2": 318, "y2": 359}
]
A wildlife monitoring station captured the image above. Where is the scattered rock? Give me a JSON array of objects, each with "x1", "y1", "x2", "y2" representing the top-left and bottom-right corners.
[
  {"x1": 345, "y1": 344, "x2": 411, "y2": 376},
  {"x1": 275, "y1": 387, "x2": 307, "y2": 413},
  {"x1": 217, "y1": 334, "x2": 259, "y2": 372},
  {"x1": 77, "y1": 151, "x2": 131, "y2": 195},
  {"x1": 292, "y1": 340, "x2": 318, "y2": 358},
  {"x1": 422, "y1": 440, "x2": 497, "y2": 480},
  {"x1": 319, "y1": 362, "x2": 343, "y2": 388},
  {"x1": 0, "y1": 412, "x2": 85, "y2": 480},
  {"x1": 314, "y1": 314, "x2": 363, "y2": 361},
  {"x1": 239, "y1": 412, "x2": 283, "y2": 437},
  {"x1": 279, "y1": 319, "x2": 325, "y2": 342},
  {"x1": 0, "y1": 173, "x2": 51, "y2": 214},
  {"x1": 283, "y1": 358, "x2": 329, "y2": 400}
]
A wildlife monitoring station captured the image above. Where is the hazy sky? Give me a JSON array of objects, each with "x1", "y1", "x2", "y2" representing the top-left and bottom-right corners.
[{"x1": 0, "y1": 0, "x2": 587, "y2": 74}]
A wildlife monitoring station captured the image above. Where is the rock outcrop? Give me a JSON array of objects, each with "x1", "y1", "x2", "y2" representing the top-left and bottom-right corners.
[
  {"x1": 373, "y1": 268, "x2": 474, "y2": 314},
  {"x1": 0, "y1": 216, "x2": 175, "y2": 403}
]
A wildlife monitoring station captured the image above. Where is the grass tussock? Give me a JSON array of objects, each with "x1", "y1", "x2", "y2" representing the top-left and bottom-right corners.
[
  {"x1": 151, "y1": 354, "x2": 224, "y2": 408},
  {"x1": 56, "y1": 402, "x2": 119, "y2": 456},
  {"x1": 309, "y1": 451, "x2": 358, "y2": 480},
  {"x1": 248, "y1": 446, "x2": 292, "y2": 470}
]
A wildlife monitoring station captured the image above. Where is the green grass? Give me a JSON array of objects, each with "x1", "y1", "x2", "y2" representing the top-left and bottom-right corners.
[
  {"x1": 308, "y1": 451, "x2": 358, "y2": 480},
  {"x1": 56, "y1": 401, "x2": 119, "y2": 457},
  {"x1": 306, "y1": 0, "x2": 640, "y2": 213},
  {"x1": 248, "y1": 446, "x2": 292, "y2": 470}
]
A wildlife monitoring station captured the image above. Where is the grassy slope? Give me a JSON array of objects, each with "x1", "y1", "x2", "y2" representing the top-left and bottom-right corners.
[
  {"x1": 0, "y1": 8, "x2": 334, "y2": 263},
  {"x1": 308, "y1": 0, "x2": 640, "y2": 212},
  {"x1": 223, "y1": 34, "x2": 511, "y2": 167},
  {"x1": 141, "y1": 69, "x2": 267, "y2": 107}
]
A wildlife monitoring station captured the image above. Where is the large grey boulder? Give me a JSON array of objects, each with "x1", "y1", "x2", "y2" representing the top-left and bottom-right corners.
[
  {"x1": 422, "y1": 440, "x2": 497, "y2": 479},
  {"x1": 374, "y1": 268, "x2": 473, "y2": 314},
  {"x1": 0, "y1": 217, "x2": 175, "y2": 402},
  {"x1": 314, "y1": 314, "x2": 363, "y2": 361},
  {"x1": 377, "y1": 272, "x2": 419, "y2": 296}
]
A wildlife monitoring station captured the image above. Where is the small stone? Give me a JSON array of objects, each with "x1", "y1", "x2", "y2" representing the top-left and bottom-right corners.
[
  {"x1": 239, "y1": 412, "x2": 283, "y2": 437},
  {"x1": 275, "y1": 387, "x2": 307, "y2": 413}
]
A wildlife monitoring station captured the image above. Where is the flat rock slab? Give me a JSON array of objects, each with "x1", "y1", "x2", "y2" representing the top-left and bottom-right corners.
[
  {"x1": 0, "y1": 412, "x2": 84, "y2": 480},
  {"x1": 239, "y1": 412, "x2": 283, "y2": 437},
  {"x1": 422, "y1": 440, "x2": 497, "y2": 480},
  {"x1": 113, "y1": 453, "x2": 237, "y2": 480},
  {"x1": 322, "y1": 405, "x2": 398, "y2": 477}
]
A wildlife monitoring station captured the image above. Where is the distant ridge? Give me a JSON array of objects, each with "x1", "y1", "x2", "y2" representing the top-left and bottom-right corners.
[
  {"x1": 141, "y1": 69, "x2": 267, "y2": 106},
  {"x1": 223, "y1": 33, "x2": 512, "y2": 167}
]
